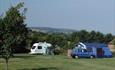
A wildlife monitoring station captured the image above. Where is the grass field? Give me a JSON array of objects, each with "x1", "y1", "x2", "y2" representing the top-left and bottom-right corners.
[{"x1": 0, "y1": 54, "x2": 115, "y2": 70}]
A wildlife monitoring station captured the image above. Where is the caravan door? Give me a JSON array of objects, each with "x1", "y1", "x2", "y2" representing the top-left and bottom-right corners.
[{"x1": 96, "y1": 48, "x2": 104, "y2": 58}]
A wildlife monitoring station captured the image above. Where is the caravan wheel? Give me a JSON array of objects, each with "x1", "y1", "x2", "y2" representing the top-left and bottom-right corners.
[{"x1": 90, "y1": 56, "x2": 94, "y2": 59}]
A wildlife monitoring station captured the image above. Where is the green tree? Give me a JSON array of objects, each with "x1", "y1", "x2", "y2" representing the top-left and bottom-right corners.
[
  {"x1": 78, "y1": 30, "x2": 89, "y2": 42},
  {"x1": 0, "y1": 2, "x2": 28, "y2": 70},
  {"x1": 104, "y1": 33, "x2": 113, "y2": 43},
  {"x1": 3, "y1": 3, "x2": 28, "y2": 47},
  {"x1": 1, "y1": 33, "x2": 15, "y2": 70},
  {"x1": 89, "y1": 31, "x2": 104, "y2": 43},
  {"x1": 70, "y1": 32, "x2": 79, "y2": 48},
  {"x1": 0, "y1": 16, "x2": 3, "y2": 54}
]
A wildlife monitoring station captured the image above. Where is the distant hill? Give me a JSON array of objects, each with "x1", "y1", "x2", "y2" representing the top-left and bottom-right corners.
[{"x1": 29, "y1": 27, "x2": 77, "y2": 34}]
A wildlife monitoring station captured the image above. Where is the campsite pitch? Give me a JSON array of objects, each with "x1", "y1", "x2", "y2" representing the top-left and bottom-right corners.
[{"x1": 0, "y1": 54, "x2": 115, "y2": 70}]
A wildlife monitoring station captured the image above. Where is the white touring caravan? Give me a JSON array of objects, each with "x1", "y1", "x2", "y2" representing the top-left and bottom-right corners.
[{"x1": 30, "y1": 42, "x2": 52, "y2": 55}]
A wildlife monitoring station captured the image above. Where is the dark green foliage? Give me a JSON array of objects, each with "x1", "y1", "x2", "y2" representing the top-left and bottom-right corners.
[
  {"x1": 104, "y1": 33, "x2": 113, "y2": 43},
  {"x1": 1, "y1": 33, "x2": 15, "y2": 59},
  {"x1": 1, "y1": 33, "x2": 16, "y2": 70},
  {"x1": 70, "y1": 30, "x2": 114, "y2": 44},
  {"x1": 0, "y1": 2, "x2": 28, "y2": 70},
  {"x1": 4, "y1": 6, "x2": 28, "y2": 45}
]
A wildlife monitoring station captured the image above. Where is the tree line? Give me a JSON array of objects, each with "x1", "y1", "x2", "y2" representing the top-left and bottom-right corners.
[{"x1": 28, "y1": 30, "x2": 115, "y2": 49}]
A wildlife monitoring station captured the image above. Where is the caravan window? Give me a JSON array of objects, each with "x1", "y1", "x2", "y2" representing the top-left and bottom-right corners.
[
  {"x1": 87, "y1": 47, "x2": 92, "y2": 52},
  {"x1": 78, "y1": 49, "x2": 82, "y2": 52},
  {"x1": 38, "y1": 46, "x2": 42, "y2": 49},
  {"x1": 32, "y1": 46, "x2": 36, "y2": 49},
  {"x1": 83, "y1": 49, "x2": 87, "y2": 52}
]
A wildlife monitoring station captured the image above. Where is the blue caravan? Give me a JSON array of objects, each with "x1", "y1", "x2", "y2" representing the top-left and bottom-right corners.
[{"x1": 71, "y1": 42, "x2": 112, "y2": 58}]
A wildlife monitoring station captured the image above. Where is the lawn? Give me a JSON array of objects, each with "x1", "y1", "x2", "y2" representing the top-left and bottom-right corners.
[{"x1": 0, "y1": 54, "x2": 115, "y2": 70}]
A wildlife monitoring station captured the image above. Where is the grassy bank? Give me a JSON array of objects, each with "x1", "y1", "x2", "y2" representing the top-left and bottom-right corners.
[{"x1": 0, "y1": 54, "x2": 115, "y2": 70}]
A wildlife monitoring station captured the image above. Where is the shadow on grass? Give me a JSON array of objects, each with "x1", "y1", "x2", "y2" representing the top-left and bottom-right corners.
[
  {"x1": 12, "y1": 54, "x2": 36, "y2": 59},
  {"x1": 18, "y1": 67, "x2": 59, "y2": 70}
]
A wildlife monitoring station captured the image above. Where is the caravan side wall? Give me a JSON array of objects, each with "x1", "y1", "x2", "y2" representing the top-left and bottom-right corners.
[
  {"x1": 36, "y1": 47, "x2": 46, "y2": 54},
  {"x1": 36, "y1": 45, "x2": 48, "y2": 54},
  {"x1": 30, "y1": 44, "x2": 47, "y2": 54}
]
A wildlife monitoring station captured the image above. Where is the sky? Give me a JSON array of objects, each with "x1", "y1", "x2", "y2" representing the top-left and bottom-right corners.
[{"x1": 0, "y1": 0, "x2": 115, "y2": 35}]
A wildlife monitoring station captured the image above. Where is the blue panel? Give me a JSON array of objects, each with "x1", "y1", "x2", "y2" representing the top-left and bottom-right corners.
[
  {"x1": 103, "y1": 47, "x2": 112, "y2": 57},
  {"x1": 83, "y1": 43, "x2": 107, "y2": 48}
]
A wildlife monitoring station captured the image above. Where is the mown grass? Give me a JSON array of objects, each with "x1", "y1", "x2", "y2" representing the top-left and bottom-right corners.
[{"x1": 0, "y1": 54, "x2": 115, "y2": 70}]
